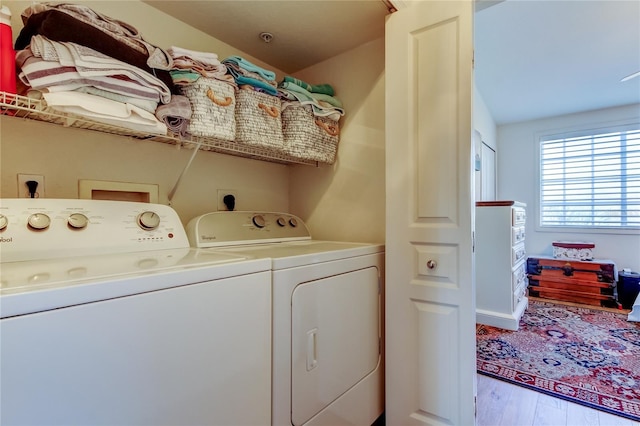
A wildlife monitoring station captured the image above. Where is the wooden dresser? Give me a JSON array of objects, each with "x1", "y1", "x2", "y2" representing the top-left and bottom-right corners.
[
  {"x1": 475, "y1": 201, "x2": 528, "y2": 330},
  {"x1": 526, "y1": 256, "x2": 618, "y2": 307}
]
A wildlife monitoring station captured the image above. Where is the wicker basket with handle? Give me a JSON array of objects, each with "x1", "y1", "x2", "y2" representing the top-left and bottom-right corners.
[
  {"x1": 234, "y1": 88, "x2": 284, "y2": 150},
  {"x1": 179, "y1": 77, "x2": 236, "y2": 140},
  {"x1": 236, "y1": 89, "x2": 284, "y2": 152},
  {"x1": 281, "y1": 103, "x2": 340, "y2": 164}
]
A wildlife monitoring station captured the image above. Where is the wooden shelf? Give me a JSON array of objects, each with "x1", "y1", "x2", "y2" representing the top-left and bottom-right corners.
[{"x1": 0, "y1": 92, "x2": 317, "y2": 166}]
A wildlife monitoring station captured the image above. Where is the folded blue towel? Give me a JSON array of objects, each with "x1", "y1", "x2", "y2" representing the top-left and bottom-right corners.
[
  {"x1": 278, "y1": 89, "x2": 345, "y2": 117},
  {"x1": 222, "y1": 56, "x2": 276, "y2": 81},
  {"x1": 282, "y1": 76, "x2": 334, "y2": 96},
  {"x1": 279, "y1": 81, "x2": 342, "y2": 108},
  {"x1": 236, "y1": 75, "x2": 278, "y2": 96}
]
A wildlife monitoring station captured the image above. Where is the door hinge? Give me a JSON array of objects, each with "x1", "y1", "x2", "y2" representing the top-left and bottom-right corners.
[
  {"x1": 474, "y1": 395, "x2": 477, "y2": 417},
  {"x1": 472, "y1": 231, "x2": 475, "y2": 252}
]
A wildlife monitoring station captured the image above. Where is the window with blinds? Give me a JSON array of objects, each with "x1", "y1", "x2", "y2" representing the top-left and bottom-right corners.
[{"x1": 539, "y1": 125, "x2": 640, "y2": 229}]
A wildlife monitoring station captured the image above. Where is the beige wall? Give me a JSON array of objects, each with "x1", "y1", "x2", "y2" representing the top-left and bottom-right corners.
[
  {"x1": 497, "y1": 104, "x2": 640, "y2": 272},
  {"x1": 2, "y1": 1, "x2": 388, "y2": 240},
  {"x1": 1, "y1": 0, "x2": 292, "y2": 226},
  {"x1": 289, "y1": 38, "x2": 386, "y2": 244}
]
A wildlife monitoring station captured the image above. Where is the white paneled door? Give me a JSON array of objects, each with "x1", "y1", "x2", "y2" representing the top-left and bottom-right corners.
[{"x1": 385, "y1": 1, "x2": 476, "y2": 425}]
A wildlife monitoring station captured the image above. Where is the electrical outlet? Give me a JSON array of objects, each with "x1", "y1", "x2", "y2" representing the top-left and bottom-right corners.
[
  {"x1": 17, "y1": 174, "x2": 45, "y2": 198},
  {"x1": 217, "y1": 189, "x2": 238, "y2": 211}
]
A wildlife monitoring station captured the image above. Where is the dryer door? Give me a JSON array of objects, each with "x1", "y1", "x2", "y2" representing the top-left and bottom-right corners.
[{"x1": 291, "y1": 267, "x2": 380, "y2": 425}]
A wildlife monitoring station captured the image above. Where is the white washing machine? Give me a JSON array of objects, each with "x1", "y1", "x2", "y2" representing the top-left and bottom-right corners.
[
  {"x1": 0, "y1": 199, "x2": 272, "y2": 426},
  {"x1": 187, "y1": 211, "x2": 385, "y2": 426}
]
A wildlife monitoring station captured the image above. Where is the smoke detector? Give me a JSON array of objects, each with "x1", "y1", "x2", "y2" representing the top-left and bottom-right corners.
[{"x1": 259, "y1": 32, "x2": 273, "y2": 43}]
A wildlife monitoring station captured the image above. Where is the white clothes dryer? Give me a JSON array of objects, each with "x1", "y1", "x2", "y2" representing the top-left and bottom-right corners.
[
  {"x1": 187, "y1": 211, "x2": 385, "y2": 426},
  {"x1": 0, "y1": 199, "x2": 272, "y2": 426}
]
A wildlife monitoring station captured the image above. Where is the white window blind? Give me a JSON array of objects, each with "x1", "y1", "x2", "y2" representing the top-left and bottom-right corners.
[{"x1": 539, "y1": 126, "x2": 640, "y2": 229}]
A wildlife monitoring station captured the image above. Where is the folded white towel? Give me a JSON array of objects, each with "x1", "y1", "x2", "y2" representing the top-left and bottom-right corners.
[
  {"x1": 42, "y1": 91, "x2": 167, "y2": 135},
  {"x1": 168, "y1": 46, "x2": 220, "y2": 66}
]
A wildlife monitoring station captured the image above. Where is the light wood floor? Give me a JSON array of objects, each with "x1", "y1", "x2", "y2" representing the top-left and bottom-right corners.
[{"x1": 476, "y1": 370, "x2": 639, "y2": 426}]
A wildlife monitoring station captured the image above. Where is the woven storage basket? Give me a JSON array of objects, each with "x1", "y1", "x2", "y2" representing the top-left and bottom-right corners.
[
  {"x1": 234, "y1": 88, "x2": 284, "y2": 150},
  {"x1": 179, "y1": 77, "x2": 236, "y2": 140},
  {"x1": 282, "y1": 104, "x2": 340, "y2": 164}
]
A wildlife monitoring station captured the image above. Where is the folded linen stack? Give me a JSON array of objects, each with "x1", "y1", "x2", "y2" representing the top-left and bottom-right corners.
[
  {"x1": 16, "y1": 36, "x2": 171, "y2": 135},
  {"x1": 14, "y1": 2, "x2": 173, "y2": 135},
  {"x1": 168, "y1": 46, "x2": 232, "y2": 84},
  {"x1": 222, "y1": 56, "x2": 278, "y2": 95},
  {"x1": 223, "y1": 56, "x2": 284, "y2": 150},
  {"x1": 278, "y1": 76, "x2": 344, "y2": 163},
  {"x1": 278, "y1": 76, "x2": 344, "y2": 120},
  {"x1": 168, "y1": 46, "x2": 237, "y2": 140},
  {"x1": 15, "y1": 2, "x2": 174, "y2": 88}
]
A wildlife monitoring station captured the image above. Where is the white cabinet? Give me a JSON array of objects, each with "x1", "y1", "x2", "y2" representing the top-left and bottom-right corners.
[{"x1": 475, "y1": 201, "x2": 528, "y2": 330}]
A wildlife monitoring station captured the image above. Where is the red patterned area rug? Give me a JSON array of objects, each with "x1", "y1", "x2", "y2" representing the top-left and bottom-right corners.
[{"x1": 476, "y1": 300, "x2": 640, "y2": 421}]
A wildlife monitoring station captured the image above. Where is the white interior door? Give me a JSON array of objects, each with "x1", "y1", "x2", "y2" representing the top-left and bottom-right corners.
[{"x1": 385, "y1": 1, "x2": 476, "y2": 425}]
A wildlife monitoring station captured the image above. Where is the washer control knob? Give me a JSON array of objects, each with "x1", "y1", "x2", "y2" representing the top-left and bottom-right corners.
[
  {"x1": 67, "y1": 213, "x2": 89, "y2": 229},
  {"x1": 27, "y1": 213, "x2": 51, "y2": 230},
  {"x1": 252, "y1": 214, "x2": 266, "y2": 228},
  {"x1": 0, "y1": 214, "x2": 8, "y2": 231},
  {"x1": 276, "y1": 217, "x2": 287, "y2": 227},
  {"x1": 137, "y1": 211, "x2": 161, "y2": 230},
  {"x1": 289, "y1": 217, "x2": 298, "y2": 227}
]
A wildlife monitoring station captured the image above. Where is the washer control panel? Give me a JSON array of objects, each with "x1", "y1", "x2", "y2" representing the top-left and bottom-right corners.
[
  {"x1": 0, "y1": 199, "x2": 190, "y2": 262},
  {"x1": 186, "y1": 211, "x2": 311, "y2": 248}
]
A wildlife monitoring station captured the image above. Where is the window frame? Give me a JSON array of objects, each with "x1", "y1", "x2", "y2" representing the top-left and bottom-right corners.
[{"x1": 535, "y1": 120, "x2": 640, "y2": 235}]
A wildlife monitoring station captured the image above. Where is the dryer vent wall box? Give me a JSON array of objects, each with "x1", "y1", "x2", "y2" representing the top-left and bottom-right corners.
[{"x1": 79, "y1": 180, "x2": 159, "y2": 203}]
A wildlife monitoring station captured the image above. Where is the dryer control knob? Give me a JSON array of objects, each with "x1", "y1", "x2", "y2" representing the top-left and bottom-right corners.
[
  {"x1": 289, "y1": 217, "x2": 298, "y2": 227},
  {"x1": 67, "y1": 213, "x2": 89, "y2": 229},
  {"x1": 276, "y1": 217, "x2": 286, "y2": 227},
  {"x1": 27, "y1": 213, "x2": 51, "y2": 230},
  {"x1": 137, "y1": 211, "x2": 161, "y2": 230},
  {"x1": 252, "y1": 214, "x2": 266, "y2": 228},
  {"x1": 0, "y1": 214, "x2": 8, "y2": 231}
]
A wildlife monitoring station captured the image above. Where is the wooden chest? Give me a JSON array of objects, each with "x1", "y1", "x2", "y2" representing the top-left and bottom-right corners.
[{"x1": 526, "y1": 256, "x2": 618, "y2": 307}]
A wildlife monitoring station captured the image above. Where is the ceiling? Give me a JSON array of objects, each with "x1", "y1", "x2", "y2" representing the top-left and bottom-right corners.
[
  {"x1": 474, "y1": 0, "x2": 640, "y2": 124},
  {"x1": 143, "y1": 0, "x2": 640, "y2": 125},
  {"x1": 142, "y1": 0, "x2": 391, "y2": 74}
]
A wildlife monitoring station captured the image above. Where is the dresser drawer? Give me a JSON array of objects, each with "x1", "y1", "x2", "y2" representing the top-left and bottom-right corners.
[
  {"x1": 512, "y1": 243, "x2": 526, "y2": 266},
  {"x1": 512, "y1": 207, "x2": 526, "y2": 226},
  {"x1": 511, "y1": 226, "x2": 525, "y2": 245},
  {"x1": 512, "y1": 261, "x2": 527, "y2": 291},
  {"x1": 513, "y1": 281, "x2": 527, "y2": 310}
]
